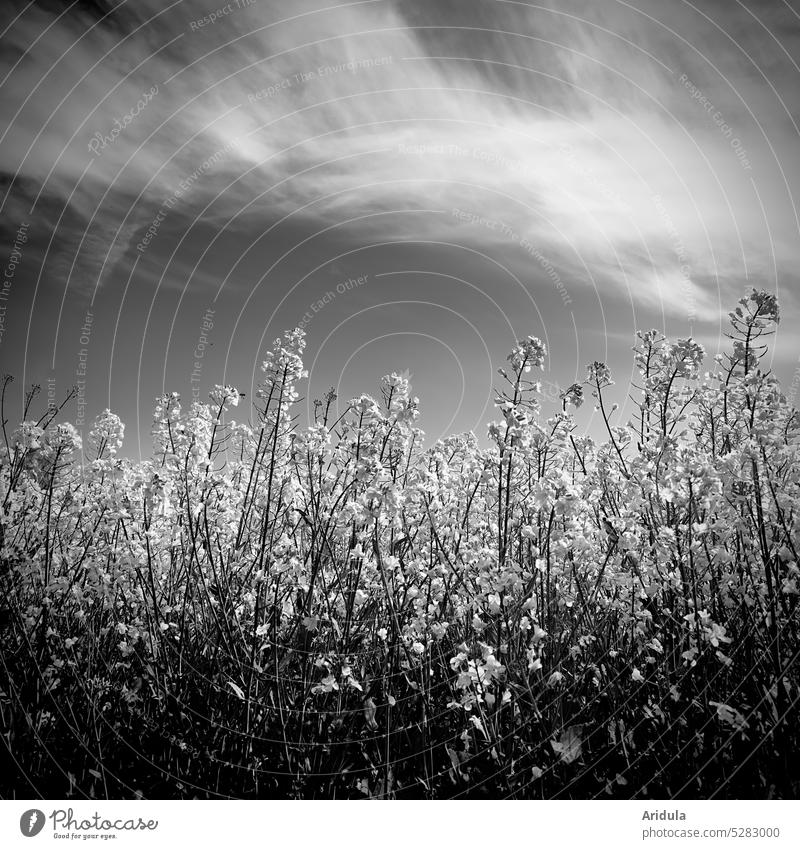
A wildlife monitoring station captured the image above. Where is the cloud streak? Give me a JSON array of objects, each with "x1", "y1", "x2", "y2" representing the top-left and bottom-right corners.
[{"x1": 2, "y1": 1, "x2": 797, "y2": 313}]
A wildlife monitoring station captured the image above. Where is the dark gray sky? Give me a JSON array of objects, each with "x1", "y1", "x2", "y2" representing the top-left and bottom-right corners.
[{"x1": 2, "y1": 0, "x2": 799, "y2": 455}]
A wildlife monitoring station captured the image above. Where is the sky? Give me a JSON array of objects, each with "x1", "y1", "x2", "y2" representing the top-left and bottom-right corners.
[{"x1": 1, "y1": 0, "x2": 799, "y2": 456}]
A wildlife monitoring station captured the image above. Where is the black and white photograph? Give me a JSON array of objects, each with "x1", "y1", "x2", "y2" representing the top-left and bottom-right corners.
[{"x1": 1, "y1": 0, "x2": 799, "y2": 833}]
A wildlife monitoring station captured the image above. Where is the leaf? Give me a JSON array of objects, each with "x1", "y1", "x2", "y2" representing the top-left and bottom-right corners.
[
  {"x1": 710, "y1": 701, "x2": 748, "y2": 732},
  {"x1": 226, "y1": 680, "x2": 246, "y2": 700},
  {"x1": 445, "y1": 745, "x2": 461, "y2": 771},
  {"x1": 363, "y1": 697, "x2": 378, "y2": 730},
  {"x1": 551, "y1": 725, "x2": 583, "y2": 764},
  {"x1": 469, "y1": 715, "x2": 488, "y2": 739},
  {"x1": 445, "y1": 745, "x2": 465, "y2": 781}
]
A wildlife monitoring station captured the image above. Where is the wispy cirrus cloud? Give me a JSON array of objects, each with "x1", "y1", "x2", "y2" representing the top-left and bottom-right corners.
[{"x1": 2, "y1": 0, "x2": 798, "y2": 319}]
